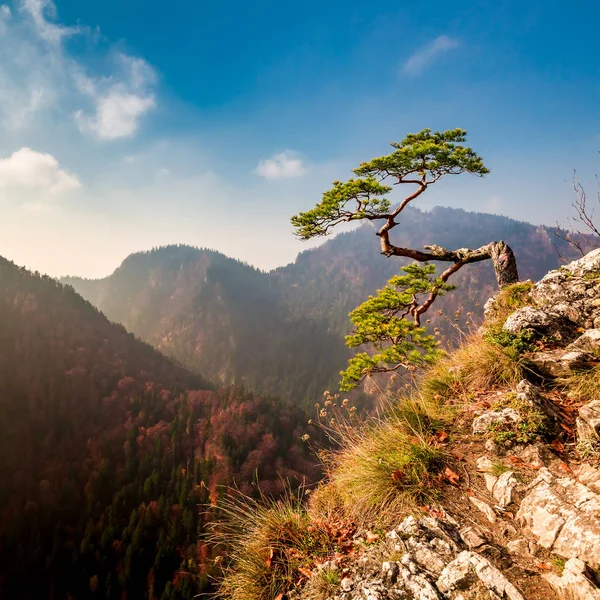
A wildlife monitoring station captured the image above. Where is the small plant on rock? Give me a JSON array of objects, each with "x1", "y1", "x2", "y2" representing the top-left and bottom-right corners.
[{"x1": 488, "y1": 396, "x2": 549, "y2": 445}]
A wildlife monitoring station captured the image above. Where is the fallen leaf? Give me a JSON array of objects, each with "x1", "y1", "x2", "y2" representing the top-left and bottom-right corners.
[
  {"x1": 536, "y1": 562, "x2": 553, "y2": 571},
  {"x1": 298, "y1": 567, "x2": 313, "y2": 579},
  {"x1": 551, "y1": 439, "x2": 565, "y2": 453},
  {"x1": 265, "y1": 548, "x2": 274, "y2": 569},
  {"x1": 434, "y1": 430, "x2": 449, "y2": 443},
  {"x1": 559, "y1": 461, "x2": 575, "y2": 475},
  {"x1": 365, "y1": 531, "x2": 379, "y2": 543},
  {"x1": 508, "y1": 455, "x2": 523, "y2": 465},
  {"x1": 444, "y1": 466, "x2": 460, "y2": 486},
  {"x1": 391, "y1": 469, "x2": 404, "y2": 482}
]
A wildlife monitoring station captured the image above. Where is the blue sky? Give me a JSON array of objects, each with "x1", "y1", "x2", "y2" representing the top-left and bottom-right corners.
[{"x1": 0, "y1": 0, "x2": 599, "y2": 277}]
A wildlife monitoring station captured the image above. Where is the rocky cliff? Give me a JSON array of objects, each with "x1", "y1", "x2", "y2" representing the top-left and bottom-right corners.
[{"x1": 217, "y1": 249, "x2": 600, "y2": 600}]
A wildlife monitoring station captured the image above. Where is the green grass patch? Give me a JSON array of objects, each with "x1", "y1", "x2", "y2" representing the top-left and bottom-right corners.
[{"x1": 488, "y1": 394, "x2": 549, "y2": 445}]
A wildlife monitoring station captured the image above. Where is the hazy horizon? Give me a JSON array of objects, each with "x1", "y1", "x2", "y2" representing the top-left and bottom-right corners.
[{"x1": 8, "y1": 203, "x2": 570, "y2": 280}]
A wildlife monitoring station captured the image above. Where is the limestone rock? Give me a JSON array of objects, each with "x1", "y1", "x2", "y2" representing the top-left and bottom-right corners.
[
  {"x1": 528, "y1": 349, "x2": 593, "y2": 378},
  {"x1": 473, "y1": 408, "x2": 520, "y2": 434},
  {"x1": 436, "y1": 551, "x2": 525, "y2": 600},
  {"x1": 503, "y1": 306, "x2": 555, "y2": 335},
  {"x1": 340, "y1": 576, "x2": 353, "y2": 592},
  {"x1": 544, "y1": 558, "x2": 600, "y2": 600},
  {"x1": 469, "y1": 496, "x2": 497, "y2": 523},
  {"x1": 517, "y1": 468, "x2": 600, "y2": 568},
  {"x1": 460, "y1": 527, "x2": 486, "y2": 550},
  {"x1": 567, "y1": 329, "x2": 600, "y2": 355},
  {"x1": 506, "y1": 538, "x2": 535, "y2": 557},
  {"x1": 515, "y1": 444, "x2": 547, "y2": 469},
  {"x1": 576, "y1": 464, "x2": 600, "y2": 494},
  {"x1": 493, "y1": 471, "x2": 518, "y2": 508},
  {"x1": 532, "y1": 249, "x2": 600, "y2": 330},
  {"x1": 476, "y1": 456, "x2": 494, "y2": 472},
  {"x1": 577, "y1": 401, "x2": 600, "y2": 445}
]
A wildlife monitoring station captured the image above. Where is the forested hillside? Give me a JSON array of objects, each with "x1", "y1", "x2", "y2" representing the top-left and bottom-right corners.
[
  {"x1": 0, "y1": 257, "x2": 319, "y2": 599},
  {"x1": 64, "y1": 206, "x2": 580, "y2": 408}
]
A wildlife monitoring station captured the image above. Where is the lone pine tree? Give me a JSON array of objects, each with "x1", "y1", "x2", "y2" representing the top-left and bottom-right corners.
[{"x1": 291, "y1": 128, "x2": 520, "y2": 389}]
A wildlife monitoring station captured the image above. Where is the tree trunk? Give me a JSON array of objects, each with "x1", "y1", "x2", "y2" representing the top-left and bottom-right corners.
[{"x1": 488, "y1": 241, "x2": 519, "y2": 288}]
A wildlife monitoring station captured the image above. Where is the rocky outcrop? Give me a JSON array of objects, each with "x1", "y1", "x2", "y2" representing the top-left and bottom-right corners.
[
  {"x1": 517, "y1": 467, "x2": 600, "y2": 568},
  {"x1": 501, "y1": 250, "x2": 600, "y2": 346},
  {"x1": 297, "y1": 250, "x2": 600, "y2": 600},
  {"x1": 301, "y1": 515, "x2": 530, "y2": 600},
  {"x1": 577, "y1": 401, "x2": 600, "y2": 446},
  {"x1": 531, "y1": 248, "x2": 600, "y2": 330},
  {"x1": 544, "y1": 558, "x2": 600, "y2": 600}
]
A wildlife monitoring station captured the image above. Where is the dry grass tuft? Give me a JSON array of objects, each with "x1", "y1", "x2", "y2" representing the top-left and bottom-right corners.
[
  {"x1": 316, "y1": 394, "x2": 451, "y2": 527},
  {"x1": 484, "y1": 281, "x2": 535, "y2": 327},
  {"x1": 560, "y1": 365, "x2": 600, "y2": 402},
  {"x1": 211, "y1": 491, "x2": 334, "y2": 600},
  {"x1": 421, "y1": 335, "x2": 526, "y2": 402}
]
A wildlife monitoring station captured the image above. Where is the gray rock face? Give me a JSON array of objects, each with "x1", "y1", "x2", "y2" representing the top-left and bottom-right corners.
[
  {"x1": 531, "y1": 249, "x2": 600, "y2": 330},
  {"x1": 472, "y1": 408, "x2": 520, "y2": 434},
  {"x1": 544, "y1": 558, "x2": 600, "y2": 600},
  {"x1": 567, "y1": 329, "x2": 600, "y2": 355},
  {"x1": 436, "y1": 551, "x2": 525, "y2": 600},
  {"x1": 528, "y1": 349, "x2": 593, "y2": 378},
  {"x1": 306, "y1": 515, "x2": 529, "y2": 600},
  {"x1": 516, "y1": 467, "x2": 600, "y2": 568},
  {"x1": 577, "y1": 401, "x2": 600, "y2": 445},
  {"x1": 503, "y1": 306, "x2": 556, "y2": 335}
]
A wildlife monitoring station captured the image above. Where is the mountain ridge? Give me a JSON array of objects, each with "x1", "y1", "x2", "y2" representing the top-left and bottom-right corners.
[{"x1": 62, "y1": 205, "x2": 582, "y2": 407}]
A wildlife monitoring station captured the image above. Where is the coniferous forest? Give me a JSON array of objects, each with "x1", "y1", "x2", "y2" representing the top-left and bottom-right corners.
[{"x1": 0, "y1": 257, "x2": 319, "y2": 599}]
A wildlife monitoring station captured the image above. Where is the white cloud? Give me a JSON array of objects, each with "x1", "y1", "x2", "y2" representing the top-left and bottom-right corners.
[
  {"x1": 73, "y1": 53, "x2": 157, "y2": 140},
  {"x1": 75, "y1": 87, "x2": 156, "y2": 140},
  {"x1": 20, "y1": 0, "x2": 82, "y2": 44},
  {"x1": 0, "y1": 0, "x2": 157, "y2": 139},
  {"x1": 0, "y1": 4, "x2": 10, "y2": 28},
  {"x1": 0, "y1": 147, "x2": 81, "y2": 195},
  {"x1": 256, "y1": 151, "x2": 306, "y2": 179},
  {"x1": 402, "y1": 35, "x2": 460, "y2": 76}
]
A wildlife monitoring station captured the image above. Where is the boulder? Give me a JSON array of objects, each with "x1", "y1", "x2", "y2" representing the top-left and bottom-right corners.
[
  {"x1": 516, "y1": 468, "x2": 600, "y2": 568},
  {"x1": 436, "y1": 551, "x2": 525, "y2": 600},
  {"x1": 567, "y1": 329, "x2": 600, "y2": 356},
  {"x1": 502, "y1": 305, "x2": 576, "y2": 342},
  {"x1": 532, "y1": 249, "x2": 600, "y2": 330},
  {"x1": 528, "y1": 349, "x2": 594, "y2": 378},
  {"x1": 577, "y1": 401, "x2": 600, "y2": 445},
  {"x1": 503, "y1": 306, "x2": 555, "y2": 335},
  {"x1": 493, "y1": 471, "x2": 518, "y2": 508},
  {"x1": 544, "y1": 558, "x2": 600, "y2": 600},
  {"x1": 473, "y1": 408, "x2": 520, "y2": 434}
]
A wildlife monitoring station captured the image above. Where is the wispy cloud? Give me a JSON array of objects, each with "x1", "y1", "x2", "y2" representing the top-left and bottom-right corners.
[
  {"x1": 74, "y1": 54, "x2": 157, "y2": 140},
  {"x1": 402, "y1": 35, "x2": 460, "y2": 76},
  {"x1": 256, "y1": 151, "x2": 306, "y2": 179},
  {"x1": 0, "y1": 0, "x2": 157, "y2": 139},
  {"x1": 21, "y1": 0, "x2": 83, "y2": 44}
]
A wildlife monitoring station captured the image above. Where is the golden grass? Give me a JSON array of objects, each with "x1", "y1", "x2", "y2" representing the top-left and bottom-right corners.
[
  {"x1": 484, "y1": 281, "x2": 534, "y2": 327},
  {"x1": 560, "y1": 365, "x2": 600, "y2": 402},
  {"x1": 315, "y1": 394, "x2": 451, "y2": 527},
  {"x1": 421, "y1": 335, "x2": 527, "y2": 402},
  {"x1": 212, "y1": 492, "x2": 334, "y2": 600}
]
